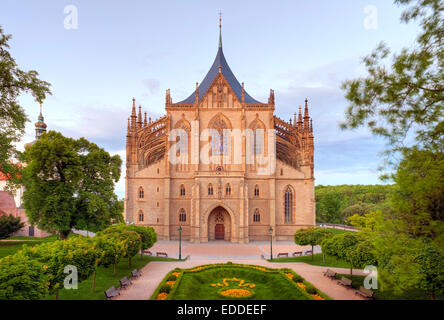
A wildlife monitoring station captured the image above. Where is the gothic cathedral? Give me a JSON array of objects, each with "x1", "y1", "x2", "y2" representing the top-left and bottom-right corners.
[{"x1": 124, "y1": 23, "x2": 315, "y2": 243}]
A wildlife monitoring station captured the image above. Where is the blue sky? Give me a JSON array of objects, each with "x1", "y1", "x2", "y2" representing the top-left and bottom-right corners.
[{"x1": 1, "y1": 0, "x2": 419, "y2": 198}]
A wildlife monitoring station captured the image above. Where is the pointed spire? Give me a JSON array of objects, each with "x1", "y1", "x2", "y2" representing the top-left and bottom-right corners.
[
  {"x1": 131, "y1": 98, "x2": 136, "y2": 116},
  {"x1": 298, "y1": 106, "x2": 303, "y2": 131},
  {"x1": 218, "y1": 11, "x2": 222, "y2": 49},
  {"x1": 35, "y1": 103, "x2": 47, "y2": 140},
  {"x1": 144, "y1": 112, "x2": 148, "y2": 127},
  {"x1": 137, "y1": 105, "x2": 143, "y2": 129},
  {"x1": 304, "y1": 98, "x2": 310, "y2": 132},
  {"x1": 241, "y1": 82, "x2": 245, "y2": 103},
  {"x1": 293, "y1": 112, "x2": 297, "y2": 127}
]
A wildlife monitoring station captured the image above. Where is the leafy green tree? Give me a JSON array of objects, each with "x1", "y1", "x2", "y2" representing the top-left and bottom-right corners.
[
  {"x1": 414, "y1": 245, "x2": 444, "y2": 300},
  {"x1": 90, "y1": 236, "x2": 124, "y2": 291},
  {"x1": 0, "y1": 251, "x2": 49, "y2": 300},
  {"x1": 98, "y1": 225, "x2": 142, "y2": 266},
  {"x1": 316, "y1": 192, "x2": 344, "y2": 223},
  {"x1": 341, "y1": 202, "x2": 375, "y2": 219},
  {"x1": 294, "y1": 227, "x2": 332, "y2": 260},
  {"x1": 346, "y1": 211, "x2": 382, "y2": 233},
  {"x1": 126, "y1": 224, "x2": 158, "y2": 258},
  {"x1": 341, "y1": 0, "x2": 443, "y2": 158},
  {"x1": 0, "y1": 26, "x2": 51, "y2": 185},
  {"x1": 0, "y1": 214, "x2": 24, "y2": 239},
  {"x1": 20, "y1": 131, "x2": 123, "y2": 239}
]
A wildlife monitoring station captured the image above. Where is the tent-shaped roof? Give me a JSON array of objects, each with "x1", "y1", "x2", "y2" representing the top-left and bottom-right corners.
[{"x1": 177, "y1": 28, "x2": 263, "y2": 104}]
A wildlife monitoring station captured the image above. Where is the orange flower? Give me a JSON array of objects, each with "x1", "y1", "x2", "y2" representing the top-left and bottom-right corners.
[
  {"x1": 297, "y1": 282, "x2": 306, "y2": 290},
  {"x1": 156, "y1": 293, "x2": 168, "y2": 300},
  {"x1": 311, "y1": 294, "x2": 325, "y2": 300},
  {"x1": 220, "y1": 289, "x2": 252, "y2": 298}
]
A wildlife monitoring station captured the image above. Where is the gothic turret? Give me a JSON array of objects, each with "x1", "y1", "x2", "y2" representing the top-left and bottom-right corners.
[{"x1": 35, "y1": 103, "x2": 47, "y2": 140}]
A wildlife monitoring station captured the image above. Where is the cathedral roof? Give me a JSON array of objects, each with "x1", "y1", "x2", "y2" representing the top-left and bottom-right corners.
[{"x1": 177, "y1": 23, "x2": 263, "y2": 104}]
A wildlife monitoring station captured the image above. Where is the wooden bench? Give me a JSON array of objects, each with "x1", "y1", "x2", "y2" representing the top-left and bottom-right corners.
[
  {"x1": 323, "y1": 269, "x2": 337, "y2": 279},
  {"x1": 304, "y1": 250, "x2": 313, "y2": 256},
  {"x1": 337, "y1": 276, "x2": 352, "y2": 288},
  {"x1": 356, "y1": 286, "x2": 374, "y2": 299},
  {"x1": 293, "y1": 251, "x2": 303, "y2": 257},
  {"x1": 104, "y1": 286, "x2": 120, "y2": 300},
  {"x1": 143, "y1": 250, "x2": 152, "y2": 256},
  {"x1": 156, "y1": 252, "x2": 168, "y2": 257},
  {"x1": 119, "y1": 276, "x2": 132, "y2": 289},
  {"x1": 277, "y1": 252, "x2": 288, "y2": 258},
  {"x1": 131, "y1": 269, "x2": 142, "y2": 278}
]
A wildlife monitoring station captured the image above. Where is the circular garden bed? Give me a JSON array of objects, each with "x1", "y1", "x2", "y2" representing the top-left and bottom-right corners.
[{"x1": 150, "y1": 263, "x2": 330, "y2": 300}]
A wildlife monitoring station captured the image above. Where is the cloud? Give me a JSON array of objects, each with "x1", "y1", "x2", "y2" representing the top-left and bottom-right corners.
[{"x1": 143, "y1": 78, "x2": 160, "y2": 94}]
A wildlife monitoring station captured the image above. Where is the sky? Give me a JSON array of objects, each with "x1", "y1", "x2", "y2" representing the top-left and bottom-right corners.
[{"x1": 1, "y1": 0, "x2": 419, "y2": 198}]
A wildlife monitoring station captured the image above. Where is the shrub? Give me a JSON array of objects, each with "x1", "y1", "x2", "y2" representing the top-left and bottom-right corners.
[
  {"x1": 0, "y1": 214, "x2": 24, "y2": 239},
  {"x1": 167, "y1": 274, "x2": 177, "y2": 281},
  {"x1": 226, "y1": 261, "x2": 233, "y2": 265},
  {"x1": 159, "y1": 284, "x2": 171, "y2": 293},
  {"x1": 292, "y1": 274, "x2": 304, "y2": 283},
  {"x1": 305, "y1": 284, "x2": 317, "y2": 295}
]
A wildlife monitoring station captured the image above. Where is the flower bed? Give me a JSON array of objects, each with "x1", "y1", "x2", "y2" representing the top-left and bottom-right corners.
[{"x1": 150, "y1": 264, "x2": 331, "y2": 300}]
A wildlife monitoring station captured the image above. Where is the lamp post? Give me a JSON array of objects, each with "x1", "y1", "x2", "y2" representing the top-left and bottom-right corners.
[
  {"x1": 178, "y1": 226, "x2": 182, "y2": 260},
  {"x1": 269, "y1": 226, "x2": 273, "y2": 260}
]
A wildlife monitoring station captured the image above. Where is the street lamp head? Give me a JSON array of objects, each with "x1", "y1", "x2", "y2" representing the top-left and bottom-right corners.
[
  {"x1": 269, "y1": 226, "x2": 273, "y2": 234},
  {"x1": 178, "y1": 226, "x2": 182, "y2": 231}
]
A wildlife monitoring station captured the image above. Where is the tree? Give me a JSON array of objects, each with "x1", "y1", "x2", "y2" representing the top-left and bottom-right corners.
[
  {"x1": 414, "y1": 245, "x2": 444, "y2": 300},
  {"x1": 321, "y1": 233, "x2": 375, "y2": 277},
  {"x1": 0, "y1": 26, "x2": 51, "y2": 186},
  {"x1": 97, "y1": 225, "x2": 142, "y2": 267},
  {"x1": 0, "y1": 214, "x2": 24, "y2": 239},
  {"x1": 341, "y1": 0, "x2": 443, "y2": 159},
  {"x1": 126, "y1": 224, "x2": 158, "y2": 258},
  {"x1": 0, "y1": 251, "x2": 49, "y2": 300},
  {"x1": 20, "y1": 131, "x2": 123, "y2": 239},
  {"x1": 90, "y1": 236, "x2": 124, "y2": 291},
  {"x1": 316, "y1": 192, "x2": 344, "y2": 223},
  {"x1": 294, "y1": 227, "x2": 332, "y2": 260}
]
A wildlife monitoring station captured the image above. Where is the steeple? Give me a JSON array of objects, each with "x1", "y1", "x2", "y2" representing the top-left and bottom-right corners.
[
  {"x1": 304, "y1": 99, "x2": 310, "y2": 132},
  {"x1": 177, "y1": 15, "x2": 262, "y2": 105},
  {"x1": 219, "y1": 11, "x2": 222, "y2": 49},
  {"x1": 35, "y1": 103, "x2": 47, "y2": 140},
  {"x1": 137, "y1": 105, "x2": 143, "y2": 129}
]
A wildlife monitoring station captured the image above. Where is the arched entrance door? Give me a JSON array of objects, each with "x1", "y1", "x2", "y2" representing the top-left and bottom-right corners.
[{"x1": 208, "y1": 206, "x2": 231, "y2": 241}]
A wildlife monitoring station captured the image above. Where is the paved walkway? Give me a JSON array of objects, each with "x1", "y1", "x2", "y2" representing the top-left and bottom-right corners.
[{"x1": 115, "y1": 241, "x2": 365, "y2": 301}]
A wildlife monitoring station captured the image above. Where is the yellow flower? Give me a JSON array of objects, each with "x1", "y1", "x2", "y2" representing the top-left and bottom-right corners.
[
  {"x1": 220, "y1": 289, "x2": 252, "y2": 298},
  {"x1": 156, "y1": 293, "x2": 168, "y2": 300}
]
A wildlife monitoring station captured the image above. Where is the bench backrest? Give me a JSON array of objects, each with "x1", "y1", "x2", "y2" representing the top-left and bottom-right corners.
[
  {"x1": 341, "y1": 277, "x2": 352, "y2": 285},
  {"x1": 105, "y1": 286, "x2": 116, "y2": 296},
  {"x1": 327, "y1": 269, "x2": 336, "y2": 276},
  {"x1": 359, "y1": 286, "x2": 374, "y2": 296}
]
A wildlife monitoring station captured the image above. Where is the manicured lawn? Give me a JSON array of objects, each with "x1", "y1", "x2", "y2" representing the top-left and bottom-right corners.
[
  {"x1": 0, "y1": 234, "x2": 80, "y2": 259},
  {"x1": 335, "y1": 274, "x2": 443, "y2": 300},
  {"x1": 152, "y1": 264, "x2": 330, "y2": 300},
  {"x1": 46, "y1": 255, "x2": 179, "y2": 300},
  {"x1": 327, "y1": 227, "x2": 356, "y2": 235},
  {"x1": 0, "y1": 241, "x2": 47, "y2": 259},
  {"x1": 268, "y1": 253, "x2": 351, "y2": 268}
]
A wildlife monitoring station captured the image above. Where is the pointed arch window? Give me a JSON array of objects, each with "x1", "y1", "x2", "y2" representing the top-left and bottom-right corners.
[
  {"x1": 253, "y1": 209, "x2": 261, "y2": 223},
  {"x1": 138, "y1": 211, "x2": 144, "y2": 222},
  {"x1": 254, "y1": 185, "x2": 260, "y2": 197},
  {"x1": 208, "y1": 184, "x2": 214, "y2": 196},
  {"x1": 225, "y1": 183, "x2": 231, "y2": 196},
  {"x1": 284, "y1": 186, "x2": 293, "y2": 223},
  {"x1": 210, "y1": 116, "x2": 229, "y2": 155},
  {"x1": 250, "y1": 120, "x2": 265, "y2": 155},
  {"x1": 138, "y1": 187, "x2": 145, "y2": 199},
  {"x1": 179, "y1": 209, "x2": 186, "y2": 223},
  {"x1": 180, "y1": 184, "x2": 186, "y2": 196}
]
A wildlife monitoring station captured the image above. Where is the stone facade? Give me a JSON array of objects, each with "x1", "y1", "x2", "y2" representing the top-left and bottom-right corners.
[{"x1": 124, "y1": 28, "x2": 315, "y2": 243}]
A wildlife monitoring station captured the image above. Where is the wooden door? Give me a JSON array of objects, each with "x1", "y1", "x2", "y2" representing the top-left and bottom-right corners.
[{"x1": 215, "y1": 224, "x2": 225, "y2": 240}]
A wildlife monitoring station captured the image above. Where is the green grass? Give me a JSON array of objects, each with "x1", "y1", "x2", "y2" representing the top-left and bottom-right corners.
[
  {"x1": 45, "y1": 255, "x2": 179, "y2": 300},
  {"x1": 335, "y1": 274, "x2": 444, "y2": 300},
  {"x1": 327, "y1": 227, "x2": 355, "y2": 235},
  {"x1": 0, "y1": 234, "x2": 81, "y2": 259},
  {"x1": 152, "y1": 264, "x2": 330, "y2": 300},
  {"x1": 269, "y1": 253, "x2": 351, "y2": 268}
]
